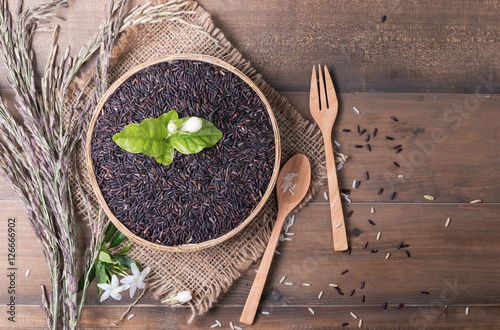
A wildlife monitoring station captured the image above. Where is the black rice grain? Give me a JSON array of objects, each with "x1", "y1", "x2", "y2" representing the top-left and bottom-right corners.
[
  {"x1": 349, "y1": 289, "x2": 356, "y2": 296},
  {"x1": 406, "y1": 250, "x2": 411, "y2": 257},
  {"x1": 360, "y1": 281, "x2": 365, "y2": 289},
  {"x1": 373, "y1": 128, "x2": 378, "y2": 137},
  {"x1": 341, "y1": 269, "x2": 349, "y2": 275},
  {"x1": 377, "y1": 188, "x2": 384, "y2": 195},
  {"x1": 359, "y1": 129, "x2": 366, "y2": 136},
  {"x1": 386, "y1": 136, "x2": 395, "y2": 140},
  {"x1": 355, "y1": 145, "x2": 364, "y2": 148},
  {"x1": 381, "y1": 15, "x2": 387, "y2": 23},
  {"x1": 361, "y1": 295, "x2": 366, "y2": 303},
  {"x1": 368, "y1": 219, "x2": 376, "y2": 226},
  {"x1": 366, "y1": 144, "x2": 372, "y2": 151},
  {"x1": 396, "y1": 148, "x2": 403, "y2": 154},
  {"x1": 347, "y1": 210, "x2": 354, "y2": 217},
  {"x1": 341, "y1": 323, "x2": 349, "y2": 327},
  {"x1": 363, "y1": 241, "x2": 369, "y2": 249},
  {"x1": 383, "y1": 302, "x2": 388, "y2": 310},
  {"x1": 390, "y1": 116, "x2": 399, "y2": 122},
  {"x1": 371, "y1": 249, "x2": 379, "y2": 253},
  {"x1": 393, "y1": 161, "x2": 400, "y2": 167},
  {"x1": 365, "y1": 172, "x2": 369, "y2": 180},
  {"x1": 397, "y1": 303, "x2": 405, "y2": 309},
  {"x1": 365, "y1": 134, "x2": 370, "y2": 142},
  {"x1": 356, "y1": 124, "x2": 360, "y2": 133},
  {"x1": 421, "y1": 291, "x2": 430, "y2": 295},
  {"x1": 390, "y1": 192, "x2": 397, "y2": 200},
  {"x1": 355, "y1": 180, "x2": 361, "y2": 188},
  {"x1": 343, "y1": 129, "x2": 351, "y2": 132}
]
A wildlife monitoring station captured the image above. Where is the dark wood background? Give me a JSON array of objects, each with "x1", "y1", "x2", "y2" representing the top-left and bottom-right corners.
[{"x1": 1, "y1": 0, "x2": 500, "y2": 328}]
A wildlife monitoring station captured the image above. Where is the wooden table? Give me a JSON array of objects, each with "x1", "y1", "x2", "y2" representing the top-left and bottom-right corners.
[{"x1": 1, "y1": 0, "x2": 500, "y2": 328}]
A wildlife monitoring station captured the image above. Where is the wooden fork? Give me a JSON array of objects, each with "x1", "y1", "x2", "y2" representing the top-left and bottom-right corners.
[{"x1": 309, "y1": 65, "x2": 348, "y2": 251}]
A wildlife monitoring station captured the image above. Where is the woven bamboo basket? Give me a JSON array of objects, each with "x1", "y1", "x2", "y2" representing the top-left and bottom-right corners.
[{"x1": 85, "y1": 54, "x2": 281, "y2": 252}]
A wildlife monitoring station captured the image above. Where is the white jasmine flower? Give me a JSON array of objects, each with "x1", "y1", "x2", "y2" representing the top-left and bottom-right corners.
[
  {"x1": 97, "y1": 275, "x2": 130, "y2": 302},
  {"x1": 120, "y1": 263, "x2": 150, "y2": 298},
  {"x1": 181, "y1": 117, "x2": 203, "y2": 133},
  {"x1": 162, "y1": 290, "x2": 192, "y2": 304},
  {"x1": 167, "y1": 122, "x2": 177, "y2": 134}
]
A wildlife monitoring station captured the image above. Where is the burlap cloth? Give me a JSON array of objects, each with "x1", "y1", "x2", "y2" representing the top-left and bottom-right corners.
[{"x1": 71, "y1": 0, "x2": 333, "y2": 321}]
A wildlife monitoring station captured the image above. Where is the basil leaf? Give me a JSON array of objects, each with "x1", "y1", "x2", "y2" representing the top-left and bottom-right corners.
[
  {"x1": 154, "y1": 142, "x2": 175, "y2": 165},
  {"x1": 101, "y1": 222, "x2": 117, "y2": 248},
  {"x1": 95, "y1": 260, "x2": 107, "y2": 294},
  {"x1": 158, "y1": 110, "x2": 179, "y2": 127},
  {"x1": 78, "y1": 263, "x2": 95, "y2": 292},
  {"x1": 117, "y1": 241, "x2": 132, "y2": 255},
  {"x1": 169, "y1": 118, "x2": 222, "y2": 154},
  {"x1": 116, "y1": 256, "x2": 142, "y2": 271},
  {"x1": 108, "y1": 231, "x2": 126, "y2": 249},
  {"x1": 98, "y1": 251, "x2": 112, "y2": 264},
  {"x1": 112, "y1": 118, "x2": 168, "y2": 157}
]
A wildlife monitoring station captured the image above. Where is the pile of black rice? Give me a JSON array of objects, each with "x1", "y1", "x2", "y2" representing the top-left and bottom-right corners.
[{"x1": 91, "y1": 60, "x2": 276, "y2": 246}]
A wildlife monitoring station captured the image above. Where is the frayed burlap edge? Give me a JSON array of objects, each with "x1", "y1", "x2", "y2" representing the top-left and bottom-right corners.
[{"x1": 69, "y1": 0, "x2": 348, "y2": 324}]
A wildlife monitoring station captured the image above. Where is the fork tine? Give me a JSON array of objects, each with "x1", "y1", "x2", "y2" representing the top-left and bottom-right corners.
[
  {"x1": 309, "y1": 65, "x2": 319, "y2": 111},
  {"x1": 323, "y1": 65, "x2": 338, "y2": 110},
  {"x1": 317, "y1": 64, "x2": 328, "y2": 111}
]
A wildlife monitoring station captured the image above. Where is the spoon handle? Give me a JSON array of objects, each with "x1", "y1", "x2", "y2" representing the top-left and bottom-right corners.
[{"x1": 240, "y1": 209, "x2": 288, "y2": 325}]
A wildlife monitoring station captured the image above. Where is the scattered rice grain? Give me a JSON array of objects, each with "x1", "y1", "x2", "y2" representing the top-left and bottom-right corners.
[
  {"x1": 318, "y1": 291, "x2": 324, "y2": 299},
  {"x1": 358, "y1": 319, "x2": 363, "y2": 328},
  {"x1": 445, "y1": 217, "x2": 451, "y2": 227},
  {"x1": 324, "y1": 191, "x2": 328, "y2": 200},
  {"x1": 285, "y1": 282, "x2": 294, "y2": 286},
  {"x1": 385, "y1": 253, "x2": 391, "y2": 260},
  {"x1": 376, "y1": 231, "x2": 381, "y2": 240},
  {"x1": 398, "y1": 174, "x2": 405, "y2": 178},
  {"x1": 230, "y1": 321, "x2": 234, "y2": 330},
  {"x1": 261, "y1": 311, "x2": 270, "y2": 315},
  {"x1": 274, "y1": 250, "x2": 281, "y2": 255},
  {"x1": 352, "y1": 180, "x2": 357, "y2": 188},
  {"x1": 308, "y1": 307, "x2": 315, "y2": 315},
  {"x1": 470, "y1": 199, "x2": 482, "y2": 203},
  {"x1": 423, "y1": 194, "x2": 435, "y2": 200},
  {"x1": 284, "y1": 237, "x2": 292, "y2": 241},
  {"x1": 353, "y1": 106, "x2": 360, "y2": 114},
  {"x1": 350, "y1": 312, "x2": 358, "y2": 319},
  {"x1": 234, "y1": 326, "x2": 242, "y2": 330},
  {"x1": 334, "y1": 223, "x2": 341, "y2": 229},
  {"x1": 303, "y1": 283, "x2": 311, "y2": 287},
  {"x1": 127, "y1": 314, "x2": 135, "y2": 320},
  {"x1": 334, "y1": 139, "x2": 341, "y2": 147},
  {"x1": 465, "y1": 306, "x2": 470, "y2": 315},
  {"x1": 280, "y1": 276, "x2": 286, "y2": 283},
  {"x1": 329, "y1": 283, "x2": 338, "y2": 288},
  {"x1": 25, "y1": 269, "x2": 30, "y2": 278},
  {"x1": 286, "y1": 233, "x2": 295, "y2": 236},
  {"x1": 371, "y1": 206, "x2": 375, "y2": 214}
]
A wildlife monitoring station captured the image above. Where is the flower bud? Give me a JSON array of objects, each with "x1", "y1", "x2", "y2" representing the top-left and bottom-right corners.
[
  {"x1": 174, "y1": 290, "x2": 192, "y2": 303},
  {"x1": 182, "y1": 117, "x2": 203, "y2": 133},
  {"x1": 167, "y1": 122, "x2": 177, "y2": 133}
]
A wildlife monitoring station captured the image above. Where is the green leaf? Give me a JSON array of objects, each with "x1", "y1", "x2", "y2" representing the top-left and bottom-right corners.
[
  {"x1": 112, "y1": 118, "x2": 168, "y2": 157},
  {"x1": 102, "y1": 222, "x2": 117, "y2": 248},
  {"x1": 154, "y1": 142, "x2": 175, "y2": 165},
  {"x1": 158, "y1": 110, "x2": 179, "y2": 127},
  {"x1": 116, "y1": 256, "x2": 142, "y2": 271},
  {"x1": 95, "y1": 260, "x2": 107, "y2": 294},
  {"x1": 78, "y1": 263, "x2": 95, "y2": 292},
  {"x1": 98, "y1": 251, "x2": 112, "y2": 264},
  {"x1": 108, "y1": 231, "x2": 126, "y2": 249},
  {"x1": 117, "y1": 241, "x2": 132, "y2": 255},
  {"x1": 169, "y1": 118, "x2": 223, "y2": 154}
]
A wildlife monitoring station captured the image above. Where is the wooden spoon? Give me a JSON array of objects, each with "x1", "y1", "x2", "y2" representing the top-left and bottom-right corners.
[{"x1": 240, "y1": 154, "x2": 311, "y2": 325}]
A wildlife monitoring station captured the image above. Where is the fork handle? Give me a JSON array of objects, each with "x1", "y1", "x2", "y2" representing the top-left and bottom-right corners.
[{"x1": 323, "y1": 133, "x2": 348, "y2": 251}]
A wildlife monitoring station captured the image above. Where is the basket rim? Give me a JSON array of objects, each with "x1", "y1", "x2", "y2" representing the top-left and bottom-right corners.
[{"x1": 85, "y1": 53, "x2": 281, "y2": 252}]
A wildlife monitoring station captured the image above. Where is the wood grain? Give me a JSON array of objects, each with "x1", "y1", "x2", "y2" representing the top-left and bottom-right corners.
[
  {"x1": 2, "y1": 305, "x2": 500, "y2": 329},
  {"x1": 198, "y1": 0, "x2": 500, "y2": 94}
]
